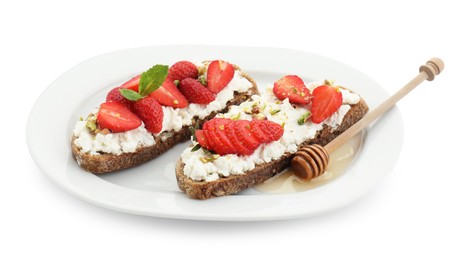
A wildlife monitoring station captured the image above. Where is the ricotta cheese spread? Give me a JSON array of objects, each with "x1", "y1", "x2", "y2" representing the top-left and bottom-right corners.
[
  {"x1": 72, "y1": 62, "x2": 254, "y2": 156},
  {"x1": 181, "y1": 82, "x2": 361, "y2": 182}
]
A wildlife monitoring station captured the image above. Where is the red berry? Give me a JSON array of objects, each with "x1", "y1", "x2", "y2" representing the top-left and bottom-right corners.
[
  {"x1": 273, "y1": 75, "x2": 311, "y2": 104},
  {"x1": 179, "y1": 78, "x2": 215, "y2": 104},
  {"x1": 224, "y1": 120, "x2": 253, "y2": 156},
  {"x1": 310, "y1": 85, "x2": 343, "y2": 124},
  {"x1": 209, "y1": 118, "x2": 237, "y2": 155},
  {"x1": 258, "y1": 120, "x2": 284, "y2": 142},
  {"x1": 249, "y1": 119, "x2": 270, "y2": 143},
  {"x1": 132, "y1": 96, "x2": 164, "y2": 133},
  {"x1": 195, "y1": 130, "x2": 213, "y2": 151},
  {"x1": 234, "y1": 120, "x2": 261, "y2": 153},
  {"x1": 168, "y1": 61, "x2": 198, "y2": 81},
  {"x1": 150, "y1": 78, "x2": 188, "y2": 108},
  {"x1": 97, "y1": 102, "x2": 141, "y2": 133},
  {"x1": 106, "y1": 87, "x2": 134, "y2": 109},
  {"x1": 120, "y1": 74, "x2": 141, "y2": 92},
  {"x1": 207, "y1": 60, "x2": 235, "y2": 94}
]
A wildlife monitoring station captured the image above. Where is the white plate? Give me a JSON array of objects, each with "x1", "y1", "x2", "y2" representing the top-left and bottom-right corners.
[{"x1": 27, "y1": 45, "x2": 403, "y2": 221}]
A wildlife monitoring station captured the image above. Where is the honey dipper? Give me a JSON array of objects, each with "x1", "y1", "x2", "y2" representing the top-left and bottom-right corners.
[{"x1": 291, "y1": 58, "x2": 444, "y2": 181}]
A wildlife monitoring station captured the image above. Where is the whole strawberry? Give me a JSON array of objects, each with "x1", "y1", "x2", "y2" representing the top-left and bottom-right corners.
[
  {"x1": 179, "y1": 78, "x2": 215, "y2": 104},
  {"x1": 132, "y1": 96, "x2": 164, "y2": 133},
  {"x1": 168, "y1": 61, "x2": 198, "y2": 81},
  {"x1": 106, "y1": 87, "x2": 134, "y2": 109}
]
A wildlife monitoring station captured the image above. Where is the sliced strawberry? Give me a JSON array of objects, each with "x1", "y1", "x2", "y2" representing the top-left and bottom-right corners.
[
  {"x1": 207, "y1": 60, "x2": 234, "y2": 94},
  {"x1": 106, "y1": 87, "x2": 134, "y2": 109},
  {"x1": 121, "y1": 74, "x2": 141, "y2": 92},
  {"x1": 149, "y1": 78, "x2": 188, "y2": 108},
  {"x1": 179, "y1": 78, "x2": 215, "y2": 104},
  {"x1": 168, "y1": 61, "x2": 198, "y2": 81},
  {"x1": 132, "y1": 96, "x2": 164, "y2": 133},
  {"x1": 210, "y1": 118, "x2": 237, "y2": 155},
  {"x1": 202, "y1": 119, "x2": 229, "y2": 155},
  {"x1": 195, "y1": 130, "x2": 213, "y2": 151},
  {"x1": 310, "y1": 85, "x2": 343, "y2": 124},
  {"x1": 97, "y1": 102, "x2": 141, "y2": 133},
  {"x1": 273, "y1": 75, "x2": 311, "y2": 104},
  {"x1": 258, "y1": 120, "x2": 284, "y2": 142},
  {"x1": 249, "y1": 119, "x2": 270, "y2": 143},
  {"x1": 224, "y1": 120, "x2": 253, "y2": 156},
  {"x1": 234, "y1": 120, "x2": 261, "y2": 153}
]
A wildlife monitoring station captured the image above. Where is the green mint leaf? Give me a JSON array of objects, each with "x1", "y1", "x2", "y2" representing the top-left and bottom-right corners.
[
  {"x1": 120, "y1": 89, "x2": 143, "y2": 101},
  {"x1": 139, "y1": 65, "x2": 168, "y2": 97}
]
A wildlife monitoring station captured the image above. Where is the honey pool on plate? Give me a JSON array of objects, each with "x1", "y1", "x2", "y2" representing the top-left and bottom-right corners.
[{"x1": 254, "y1": 132, "x2": 364, "y2": 194}]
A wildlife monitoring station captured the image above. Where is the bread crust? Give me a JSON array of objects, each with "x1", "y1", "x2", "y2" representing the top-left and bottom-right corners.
[
  {"x1": 175, "y1": 97, "x2": 369, "y2": 200},
  {"x1": 71, "y1": 71, "x2": 258, "y2": 174}
]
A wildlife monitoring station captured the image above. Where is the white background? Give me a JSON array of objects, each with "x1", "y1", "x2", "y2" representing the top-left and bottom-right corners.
[{"x1": 2, "y1": 0, "x2": 463, "y2": 259}]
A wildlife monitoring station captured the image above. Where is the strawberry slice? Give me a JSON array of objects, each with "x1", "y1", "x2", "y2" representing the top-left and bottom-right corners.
[
  {"x1": 234, "y1": 120, "x2": 261, "y2": 153},
  {"x1": 211, "y1": 118, "x2": 237, "y2": 155},
  {"x1": 168, "y1": 61, "x2": 198, "y2": 81},
  {"x1": 179, "y1": 78, "x2": 215, "y2": 104},
  {"x1": 310, "y1": 85, "x2": 343, "y2": 124},
  {"x1": 224, "y1": 120, "x2": 253, "y2": 156},
  {"x1": 258, "y1": 120, "x2": 284, "y2": 142},
  {"x1": 195, "y1": 130, "x2": 213, "y2": 151},
  {"x1": 132, "y1": 96, "x2": 164, "y2": 133},
  {"x1": 149, "y1": 78, "x2": 188, "y2": 108},
  {"x1": 249, "y1": 119, "x2": 270, "y2": 143},
  {"x1": 121, "y1": 74, "x2": 141, "y2": 92},
  {"x1": 273, "y1": 75, "x2": 311, "y2": 104},
  {"x1": 207, "y1": 60, "x2": 234, "y2": 94},
  {"x1": 97, "y1": 102, "x2": 141, "y2": 133},
  {"x1": 203, "y1": 119, "x2": 232, "y2": 155}
]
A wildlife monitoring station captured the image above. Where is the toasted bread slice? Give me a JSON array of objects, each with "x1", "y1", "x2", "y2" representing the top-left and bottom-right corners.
[
  {"x1": 175, "y1": 89, "x2": 369, "y2": 200},
  {"x1": 71, "y1": 65, "x2": 258, "y2": 174}
]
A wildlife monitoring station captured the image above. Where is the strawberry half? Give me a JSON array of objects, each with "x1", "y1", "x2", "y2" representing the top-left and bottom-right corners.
[
  {"x1": 121, "y1": 74, "x2": 141, "y2": 92},
  {"x1": 179, "y1": 78, "x2": 215, "y2": 104},
  {"x1": 310, "y1": 85, "x2": 343, "y2": 124},
  {"x1": 132, "y1": 96, "x2": 164, "y2": 133},
  {"x1": 150, "y1": 78, "x2": 188, "y2": 108},
  {"x1": 97, "y1": 102, "x2": 141, "y2": 133},
  {"x1": 168, "y1": 61, "x2": 198, "y2": 81},
  {"x1": 273, "y1": 75, "x2": 311, "y2": 104},
  {"x1": 207, "y1": 60, "x2": 234, "y2": 94}
]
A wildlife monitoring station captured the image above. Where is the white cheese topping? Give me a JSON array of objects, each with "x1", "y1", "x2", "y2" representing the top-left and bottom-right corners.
[
  {"x1": 181, "y1": 82, "x2": 361, "y2": 182},
  {"x1": 73, "y1": 119, "x2": 155, "y2": 156},
  {"x1": 72, "y1": 62, "x2": 254, "y2": 156}
]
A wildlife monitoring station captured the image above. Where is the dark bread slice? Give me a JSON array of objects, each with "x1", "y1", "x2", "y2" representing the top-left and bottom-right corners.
[
  {"x1": 72, "y1": 72, "x2": 258, "y2": 174},
  {"x1": 175, "y1": 97, "x2": 369, "y2": 200}
]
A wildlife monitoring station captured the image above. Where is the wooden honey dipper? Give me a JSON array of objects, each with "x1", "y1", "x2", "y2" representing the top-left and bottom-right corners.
[{"x1": 291, "y1": 58, "x2": 444, "y2": 181}]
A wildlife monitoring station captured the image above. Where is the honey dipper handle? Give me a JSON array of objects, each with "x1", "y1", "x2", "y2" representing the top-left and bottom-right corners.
[{"x1": 324, "y1": 58, "x2": 444, "y2": 153}]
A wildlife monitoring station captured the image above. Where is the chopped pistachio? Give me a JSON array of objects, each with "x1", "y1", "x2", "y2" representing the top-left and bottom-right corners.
[
  {"x1": 198, "y1": 75, "x2": 207, "y2": 86},
  {"x1": 173, "y1": 80, "x2": 180, "y2": 87},
  {"x1": 324, "y1": 79, "x2": 334, "y2": 86},
  {"x1": 200, "y1": 157, "x2": 208, "y2": 163},
  {"x1": 86, "y1": 120, "x2": 97, "y2": 131},
  {"x1": 297, "y1": 112, "x2": 311, "y2": 125},
  {"x1": 212, "y1": 154, "x2": 220, "y2": 160},
  {"x1": 230, "y1": 112, "x2": 241, "y2": 120},
  {"x1": 270, "y1": 109, "x2": 281, "y2": 115}
]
